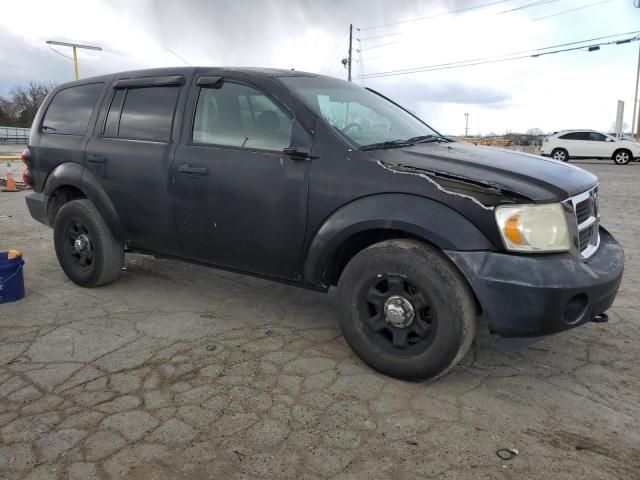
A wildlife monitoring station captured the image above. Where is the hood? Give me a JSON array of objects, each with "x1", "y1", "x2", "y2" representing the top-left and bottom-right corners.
[
  {"x1": 370, "y1": 141, "x2": 598, "y2": 203},
  {"x1": 618, "y1": 139, "x2": 640, "y2": 151}
]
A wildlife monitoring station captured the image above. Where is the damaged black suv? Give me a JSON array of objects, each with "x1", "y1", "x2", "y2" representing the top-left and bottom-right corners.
[{"x1": 24, "y1": 67, "x2": 624, "y2": 380}]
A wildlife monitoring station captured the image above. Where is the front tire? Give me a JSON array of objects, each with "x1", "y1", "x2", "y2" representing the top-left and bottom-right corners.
[
  {"x1": 336, "y1": 239, "x2": 476, "y2": 381},
  {"x1": 53, "y1": 199, "x2": 124, "y2": 287},
  {"x1": 613, "y1": 149, "x2": 631, "y2": 165},
  {"x1": 552, "y1": 148, "x2": 569, "y2": 162}
]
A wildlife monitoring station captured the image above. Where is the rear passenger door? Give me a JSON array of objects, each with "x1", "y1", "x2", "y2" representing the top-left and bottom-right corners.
[
  {"x1": 84, "y1": 75, "x2": 189, "y2": 255},
  {"x1": 571, "y1": 132, "x2": 592, "y2": 157}
]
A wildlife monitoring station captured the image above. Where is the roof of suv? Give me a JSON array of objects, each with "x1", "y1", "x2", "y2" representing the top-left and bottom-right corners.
[{"x1": 56, "y1": 66, "x2": 324, "y2": 89}]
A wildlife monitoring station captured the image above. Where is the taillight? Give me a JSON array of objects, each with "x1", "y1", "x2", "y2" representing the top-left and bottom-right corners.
[{"x1": 21, "y1": 149, "x2": 33, "y2": 187}]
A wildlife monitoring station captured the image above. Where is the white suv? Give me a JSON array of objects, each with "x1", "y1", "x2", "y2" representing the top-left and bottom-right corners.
[{"x1": 540, "y1": 129, "x2": 639, "y2": 165}]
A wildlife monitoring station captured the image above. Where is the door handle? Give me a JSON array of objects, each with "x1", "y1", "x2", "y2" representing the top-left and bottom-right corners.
[
  {"x1": 178, "y1": 164, "x2": 208, "y2": 176},
  {"x1": 86, "y1": 154, "x2": 107, "y2": 164}
]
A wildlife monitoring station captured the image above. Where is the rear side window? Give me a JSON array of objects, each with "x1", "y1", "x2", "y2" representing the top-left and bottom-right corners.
[
  {"x1": 41, "y1": 83, "x2": 103, "y2": 135},
  {"x1": 559, "y1": 132, "x2": 578, "y2": 140},
  {"x1": 559, "y1": 132, "x2": 590, "y2": 140},
  {"x1": 104, "y1": 86, "x2": 180, "y2": 142}
]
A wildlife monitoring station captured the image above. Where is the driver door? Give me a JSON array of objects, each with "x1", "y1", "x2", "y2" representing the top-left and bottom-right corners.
[{"x1": 172, "y1": 77, "x2": 311, "y2": 281}]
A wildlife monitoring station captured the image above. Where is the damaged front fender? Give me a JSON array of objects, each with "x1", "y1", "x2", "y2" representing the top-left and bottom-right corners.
[
  {"x1": 376, "y1": 160, "x2": 531, "y2": 209},
  {"x1": 303, "y1": 193, "x2": 495, "y2": 288}
]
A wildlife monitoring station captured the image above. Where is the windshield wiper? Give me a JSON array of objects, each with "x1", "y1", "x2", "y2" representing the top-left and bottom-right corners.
[
  {"x1": 360, "y1": 139, "x2": 416, "y2": 151},
  {"x1": 406, "y1": 135, "x2": 449, "y2": 144},
  {"x1": 41, "y1": 125, "x2": 57, "y2": 132}
]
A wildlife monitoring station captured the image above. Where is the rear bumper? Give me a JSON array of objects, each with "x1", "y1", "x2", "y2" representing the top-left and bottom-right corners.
[
  {"x1": 445, "y1": 227, "x2": 624, "y2": 338},
  {"x1": 25, "y1": 191, "x2": 50, "y2": 227}
]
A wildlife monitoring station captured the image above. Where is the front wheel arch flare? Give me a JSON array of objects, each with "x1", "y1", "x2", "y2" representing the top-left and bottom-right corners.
[{"x1": 303, "y1": 194, "x2": 494, "y2": 287}]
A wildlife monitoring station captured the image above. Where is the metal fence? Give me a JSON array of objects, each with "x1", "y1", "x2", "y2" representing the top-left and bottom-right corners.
[{"x1": 0, "y1": 126, "x2": 29, "y2": 144}]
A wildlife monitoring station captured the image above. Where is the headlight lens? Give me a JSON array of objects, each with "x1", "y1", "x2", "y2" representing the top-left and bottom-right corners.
[{"x1": 495, "y1": 203, "x2": 570, "y2": 253}]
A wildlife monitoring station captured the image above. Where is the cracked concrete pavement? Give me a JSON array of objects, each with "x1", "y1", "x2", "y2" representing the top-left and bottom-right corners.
[{"x1": 0, "y1": 160, "x2": 639, "y2": 479}]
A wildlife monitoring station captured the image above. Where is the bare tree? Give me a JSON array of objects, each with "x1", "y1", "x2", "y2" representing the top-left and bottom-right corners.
[
  {"x1": 8, "y1": 82, "x2": 55, "y2": 127},
  {"x1": 0, "y1": 96, "x2": 12, "y2": 125},
  {"x1": 609, "y1": 121, "x2": 629, "y2": 134},
  {"x1": 526, "y1": 128, "x2": 544, "y2": 136}
]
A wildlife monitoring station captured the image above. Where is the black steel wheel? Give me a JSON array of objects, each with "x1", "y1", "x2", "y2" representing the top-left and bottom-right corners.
[
  {"x1": 358, "y1": 275, "x2": 437, "y2": 356},
  {"x1": 63, "y1": 220, "x2": 95, "y2": 271},
  {"x1": 54, "y1": 199, "x2": 124, "y2": 287},
  {"x1": 337, "y1": 239, "x2": 476, "y2": 381}
]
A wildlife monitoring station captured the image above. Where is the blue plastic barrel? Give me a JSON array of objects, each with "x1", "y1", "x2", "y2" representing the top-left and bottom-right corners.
[{"x1": 0, "y1": 250, "x2": 25, "y2": 304}]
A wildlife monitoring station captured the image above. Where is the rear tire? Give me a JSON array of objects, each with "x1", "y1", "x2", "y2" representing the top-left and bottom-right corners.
[
  {"x1": 336, "y1": 239, "x2": 476, "y2": 381},
  {"x1": 612, "y1": 149, "x2": 631, "y2": 165},
  {"x1": 53, "y1": 199, "x2": 124, "y2": 287},
  {"x1": 552, "y1": 148, "x2": 569, "y2": 162}
]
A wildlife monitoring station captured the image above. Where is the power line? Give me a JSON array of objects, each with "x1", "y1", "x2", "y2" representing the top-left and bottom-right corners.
[
  {"x1": 48, "y1": 45, "x2": 74, "y2": 61},
  {"x1": 359, "y1": 30, "x2": 639, "y2": 75},
  {"x1": 166, "y1": 48, "x2": 191, "y2": 66},
  {"x1": 360, "y1": 0, "x2": 513, "y2": 31},
  {"x1": 359, "y1": 32, "x2": 403, "y2": 42},
  {"x1": 356, "y1": 32, "x2": 640, "y2": 79},
  {"x1": 532, "y1": 0, "x2": 611, "y2": 21},
  {"x1": 495, "y1": 0, "x2": 559, "y2": 15},
  {"x1": 320, "y1": 32, "x2": 349, "y2": 75},
  {"x1": 357, "y1": 0, "x2": 565, "y2": 51}
]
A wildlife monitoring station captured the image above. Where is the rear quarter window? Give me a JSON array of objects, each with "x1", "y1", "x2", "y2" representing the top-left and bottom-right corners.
[{"x1": 41, "y1": 83, "x2": 103, "y2": 135}]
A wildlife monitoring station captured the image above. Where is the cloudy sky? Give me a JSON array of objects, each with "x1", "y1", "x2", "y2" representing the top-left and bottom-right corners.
[{"x1": 1, "y1": 0, "x2": 639, "y2": 135}]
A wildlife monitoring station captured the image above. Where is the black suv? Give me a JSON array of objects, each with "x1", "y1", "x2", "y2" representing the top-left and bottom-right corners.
[{"x1": 24, "y1": 67, "x2": 624, "y2": 380}]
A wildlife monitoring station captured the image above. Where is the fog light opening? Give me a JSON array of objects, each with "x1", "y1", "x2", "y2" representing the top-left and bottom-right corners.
[{"x1": 563, "y1": 293, "x2": 588, "y2": 325}]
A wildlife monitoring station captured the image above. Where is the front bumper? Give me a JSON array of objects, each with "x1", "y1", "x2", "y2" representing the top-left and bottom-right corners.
[
  {"x1": 446, "y1": 227, "x2": 624, "y2": 338},
  {"x1": 25, "y1": 191, "x2": 50, "y2": 227}
]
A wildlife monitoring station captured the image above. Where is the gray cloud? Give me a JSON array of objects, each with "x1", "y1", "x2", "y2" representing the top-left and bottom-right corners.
[{"x1": 369, "y1": 78, "x2": 511, "y2": 106}]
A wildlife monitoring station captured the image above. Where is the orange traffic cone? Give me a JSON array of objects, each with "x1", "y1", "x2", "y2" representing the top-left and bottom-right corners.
[{"x1": 2, "y1": 170, "x2": 18, "y2": 192}]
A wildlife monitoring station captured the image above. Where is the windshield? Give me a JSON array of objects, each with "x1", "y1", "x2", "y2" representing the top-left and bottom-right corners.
[{"x1": 279, "y1": 76, "x2": 440, "y2": 148}]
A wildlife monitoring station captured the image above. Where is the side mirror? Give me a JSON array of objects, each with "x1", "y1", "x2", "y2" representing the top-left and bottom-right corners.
[
  {"x1": 285, "y1": 120, "x2": 316, "y2": 160},
  {"x1": 606, "y1": 137, "x2": 613, "y2": 142},
  {"x1": 283, "y1": 146, "x2": 315, "y2": 160}
]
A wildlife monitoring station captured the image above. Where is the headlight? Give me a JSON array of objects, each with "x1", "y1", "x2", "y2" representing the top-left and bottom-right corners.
[{"x1": 495, "y1": 203, "x2": 570, "y2": 253}]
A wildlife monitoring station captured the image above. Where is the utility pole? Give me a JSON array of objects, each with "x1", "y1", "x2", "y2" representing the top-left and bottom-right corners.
[
  {"x1": 46, "y1": 40, "x2": 102, "y2": 80},
  {"x1": 633, "y1": 42, "x2": 640, "y2": 139},
  {"x1": 347, "y1": 24, "x2": 353, "y2": 82},
  {"x1": 464, "y1": 113, "x2": 469, "y2": 137},
  {"x1": 634, "y1": 0, "x2": 640, "y2": 138}
]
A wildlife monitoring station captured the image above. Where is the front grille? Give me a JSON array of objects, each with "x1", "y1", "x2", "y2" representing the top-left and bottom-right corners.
[
  {"x1": 569, "y1": 188, "x2": 599, "y2": 259},
  {"x1": 578, "y1": 228, "x2": 591, "y2": 252},
  {"x1": 575, "y1": 199, "x2": 591, "y2": 225}
]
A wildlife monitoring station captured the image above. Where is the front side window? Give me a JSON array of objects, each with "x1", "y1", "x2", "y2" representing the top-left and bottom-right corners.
[
  {"x1": 104, "y1": 86, "x2": 180, "y2": 142},
  {"x1": 42, "y1": 83, "x2": 103, "y2": 135},
  {"x1": 279, "y1": 76, "x2": 439, "y2": 147},
  {"x1": 193, "y1": 82, "x2": 292, "y2": 151},
  {"x1": 589, "y1": 132, "x2": 607, "y2": 142}
]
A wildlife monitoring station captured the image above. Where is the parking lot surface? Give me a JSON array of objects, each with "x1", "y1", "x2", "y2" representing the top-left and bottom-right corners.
[{"x1": 1, "y1": 160, "x2": 639, "y2": 480}]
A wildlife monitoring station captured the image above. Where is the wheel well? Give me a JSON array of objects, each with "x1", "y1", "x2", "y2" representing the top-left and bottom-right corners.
[
  {"x1": 325, "y1": 229, "x2": 424, "y2": 286},
  {"x1": 613, "y1": 148, "x2": 631, "y2": 157},
  {"x1": 47, "y1": 185, "x2": 86, "y2": 225},
  {"x1": 324, "y1": 228, "x2": 484, "y2": 316}
]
